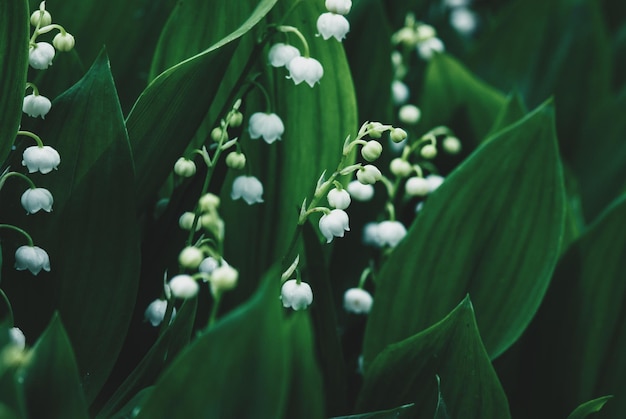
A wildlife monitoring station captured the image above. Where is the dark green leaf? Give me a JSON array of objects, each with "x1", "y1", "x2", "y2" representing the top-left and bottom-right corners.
[
  {"x1": 0, "y1": 0, "x2": 29, "y2": 163},
  {"x1": 567, "y1": 396, "x2": 613, "y2": 419},
  {"x1": 434, "y1": 376, "x2": 450, "y2": 419},
  {"x1": 357, "y1": 297, "x2": 511, "y2": 419},
  {"x1": 109, "y1": 387, "x2": 154, "y2": 419},
  {"x1": 363, "y1": 101, "x2": 565, "y2": 363},
  {"x1": 485, "y1": 92, "x2": 527, "y2": 138},
  {"x1": 0, "y1": 289, "x2": 12, "y2": 326},
  {"x1": 22, "y1": 313, "x2": 88, "y2": 419},
  {"x1": 330, "y1": 404, "x2": 416, "y2": 419}
]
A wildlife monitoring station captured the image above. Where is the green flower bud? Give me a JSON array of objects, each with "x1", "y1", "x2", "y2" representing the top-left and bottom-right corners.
[
  {"x1": 229, "y1": 111, "x2": 244, "y2": 127},
  {"x1": 178, "y1": 246, "x2": 203, "y2": 269},
  {"x1": 198, "y1": 193, "x2": 220, "y2": 212},
  {"x1": 361, "y1": 140, "x2": 383, "y2": 162},
  {"x1": 225, "y1": 152, "x2": 246, "y2": 170},
  {"x1": 443, "y1": 136, "x2": 462, "y2": 154},
  {"x1": 420, "y1": 144, "x2": 437, "y2": 159},
  {"x1": 390, "y1": 158, "x2": 413, "y2": 177},
  {"x1": 174, "y1": 158, "x2": 196, "y2": 177},
  {"x1": 390, "y1": 127, "x2": 408, "y2": 143}
]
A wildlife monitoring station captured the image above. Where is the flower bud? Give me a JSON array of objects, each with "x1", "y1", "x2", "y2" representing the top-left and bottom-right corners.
[
  {"x1": 426, "y1": 174, "x2": 445, "y2": 192},
  {"x1": 23, "y1": 94, "x2": 52, "y2": 118},
  {"x1": 390, "y1": 158, "x2": 412, "y2": 177},
  {"x1": 417, "y1": 37, "x2": 445, "y2": 60},
  {"x1": 179, "y1": 212, "x2": 200, "y2": 231},
  {"x1": 200, "y1": 213, "x2": 225, "y2": 238},
  {"x1": 344, "y1": 288, "x2": 374, "y2": 314},
  {"x1": 211, "y1": 127, "x2": 225, "y2": 142},
  {"x1": 210, "y1": 264, "x2": 239, "y2": 295},
  {"x1": 169, "y1": 275, "x2": 199, "y2": 299},
  {"x1": 443, "y1": 136, "x2": 462, "y2": 154},
  {"x1": 198, "y1": 193, "x2": 220, "y2": 211},
  {"x1": 398, "y1": 104, "x2": 421, "y2": 124},
  {"x1": 199, "y1": 257, "x2": 219, "y2": 274},
  {"x1": 15, "y1": 245, "x2": 50, "y2": 275},
  {"x1": 281, "y1": 279, "x2": 313, "y2": 311},
  {"x1": 327, "y1": 187, "x2": 351, "y2": 209},
  {"x1": 405, "y1": 176, "x2": 430, "y2": 196},
  {"x1": 145, "y1": 299, "x2": 175, "y2": 327},
  {"x1": 29, "y1": 42, "x2": 55, "y2": 70},
  {"x1": 9, "y1": 327, "x2": 26, "y2": 350},
  {"x1": 420, "y1": 144, "x2": 437, "y2": 159},
  {"x1": 366, "y1": 122, "x2": 385, "y2": 139},
  {"x1": 178, "y1": 246, "x2": 203, "y2": 269},
  {"x1": 389, "y1": 127, "x2": 408, "y2": 143},
  {"x1": 53, "y1": 32, "x2": 75, "y2": 52},
  {"x1": 391, "y1": 80, "x2": 409, "y2": 105},
  {"x1": 361, "y1": 140, "x2": 383, "y2": 162},
  {"x1": 356, "y1": 164, "x2": 382, "y2": 185},
  {"x1": 225, "y1": 152, "x2": 246, "y2": 170},
  {"x1": 325, "y1": 0, "x2": 352, "y2": 15},
  {"x1": 30, "y1": 9, "x2": 52, "y2": 27},
  {"x1": 174, "y1": 157, "x2": 196, "y2": 177},
  {"x1": 228, "y1": 111, "x2": 243, "y2": 127},
  {"x1": 347, "y1": 180, "x2": 374, "y2": 201}
]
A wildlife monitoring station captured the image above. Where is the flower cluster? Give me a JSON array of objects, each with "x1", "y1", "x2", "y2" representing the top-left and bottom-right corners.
[
  {"x1": 28, "y1": 2, "x2": 75, "y2": 71},
  {"x1": 317, "y1": 0, "x2": 352, "y2": 42},
  {"x1": 269, "y1": 26, "x2": 324, "y2": 87}
]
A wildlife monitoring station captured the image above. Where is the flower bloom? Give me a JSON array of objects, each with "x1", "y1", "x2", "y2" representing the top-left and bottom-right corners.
[
  {"x1": 268, "y1": 43, "x2": 300, "y2": 68},
  {"x1": 21, "y1": 188, "x2": 54, "y2": 214},
  {"x1": 53, "y1": 32, "x2": 75, "y2": 52},
  {"x1": 15, "y1": 245, "x2": 50, "y2": 275},
  {"x1": 317, "y1": 13, "x2": 350, "y2": 42},
  {"x1": 248, "y1": 112, "x2": 285, "y2": 144},
  {"x1": 9, "y1": 327, "x2": 26, "y2": 350},
  {"x1": 327, "y1": 187, "x2": 351, "y2": 209},
  {"x1": 417, "y1": 37, "x2": 445, "y2": 60},
  {"x1": 426, "y1": 174, "x2": 445, "y2": 192},
  {"x1": 347, "y1": 180, "x2": 374, "y2": 201},
  {"x1": 356, "y1": 165, "x2": 382, "y2": 185},
  {"x1": 281, "y1": 279, "x2": 313, "y2": 311},
  {"x1": 168, "y1": 275, "x2": 199, "y2": 299},
  {"x1": 29, "y1": 42, "x2": 55, "y2": 70},
  {"x1": 450, "y1": 7, "x2": 478, "y2": 36},
  {"x1": 398, "y1": 104, "x2": 421, "y2": 124},
  {"x1": 22, "y1": 145, "x2": 61, "y2": 174},
  {"x1": 231, "y1": 175, "x2": 264, "y2": 205},
  {"x1": 178, "y1": 246, "x2": 203, "y2": 269},
  {"x1": 325, "y1": 0, "x2": 352, "y2": 14},
  {"x1": 144, "y1": 299, "x2": 176, "y2": 327},
  {"x1": 209, "y1": 264, "x2": 239, "y2": 295},
  {"x1": 391, "y1": 80, "x2": 410, "y2": 105},
  {"x1": 319, "y1": 209, "x2": 350, "y2": 243},
  {"x1": 173, "y1": 157, "x2": 196, "y2": 177},
  {"x1": 377, "y1": 221, "x2": 407, "y2": 247},
  {"x1": 344, "y1": 288, "x2": 374, "y2": 314},
  {"x1": 286, "y1": 57, "x2": 324, "y2": 87},
  {"x1": 362, "y1": 222, "x2": 381, "y2": 246},
  {"x1": 199, "y1": 256, "x2": 219, "y2": 274},
  {"x1": 23, "y1": 94, "x2": 52, "y2": 118},
  {"x1": 405, "y1": 176, "x2": 430, "y2": 197}
]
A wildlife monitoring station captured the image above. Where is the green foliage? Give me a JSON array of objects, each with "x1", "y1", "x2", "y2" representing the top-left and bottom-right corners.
[{"x1": 567, "y1": 396, "x2": 613, "y2": 419}]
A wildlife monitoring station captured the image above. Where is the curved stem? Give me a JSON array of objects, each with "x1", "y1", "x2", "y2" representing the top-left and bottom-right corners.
[
  {"x1": 16, "y1": 131, "x2": 44, "y2": 148},
  {"x1": 0, "y1": 172, "x2": 37, "y2": 190},
  {"x1": 0, "y1": 225, "x2": 34, "y2": 246},
  {"x1": 277, "y1": 25, "x2": 310, "y2": 57}
]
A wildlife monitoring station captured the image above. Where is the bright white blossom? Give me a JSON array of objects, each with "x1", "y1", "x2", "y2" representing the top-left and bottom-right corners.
[
  {"x1": 417, "y1": 37, "x2": 445, "y2": 60},
  {"x1": 286, "y1": 56, "x2": 324, "y2": 87},
  {"x1": 317, "y1": 13, "x2": 350, "y2": 42},
  {"x1": 344, "y1": 288, "x2": 374, "y2": 314},
  {"x1": 362, "y1": 222, "x2": 381, "y2": 246},
  {"x1": 376, "y1": 220, "x2": 407, "y2": 247},
  {"x1": 174, "y1": 157, "x2": 196, "y2": 177},
  {"x1": 178, "y1": 246, "x2": 203, "y2": 269},
  {"x1": 361, "y1": 141, "x2": 383, "y2": 162},
  {"x1": 22, "y1": 145, "x2": 60, "y2": 174},
  {"x1": 405, "y1": 176, "x2": 430, "y2": 196},
  {"x1": 347, "y1": 180, "x2": 374, "y2": 201},
  {"x1": 179, "y1": 212, "x2": 200, "y2": 231},
  {"x1": 231, "y1": 175, "x2": 264, "y2": 205},
  {"x1": 199, "y1": 256, "x2": 219, "y2": 274},
  {"x1": 391, "y1": 80, "x2": 410, "y2": 105},
  {"x1": 9, "y1": 328, "x2": 26, "y2": 350},
  {"x1": 444, "y1": 0, "x2": 472, "y2": 7},
  {"x1": 209, "y1": 264, "x2": 239, "y2": 295},
  {"x1": 268, "y1": 43, "x2": 300, "y2": 68},
  {"x1": 356, "y1": 165, "x2": 382, "y2": 185},
  {"x1": 29, "y1": 42, "x2": 55, "y2": 70},
  {"x1": 53, "y1": 32, "x2": 75, "y2": 52},
  {"x1": 23, "y1": 94, "x2": 52, "y2": 118},
  {"x1": 21, "y1": 188, "x2": 53, "y2": 214},
  {"x1": 15, "y1": 245, "x2": 50, "y2": 275},
  {"x1": 325, "y1": 0, "x2": 352, "y2": 14},
  {"x1": 281, "y1": 279, "x2": 313, "y2": 311},
  {"x1": 319, "y1": 209, "x2": 350, "y2": 243},
  {"x1": 169, "y1": 275, "x2": 199, "y2": 299},
  {"x1": 426, "y1": 174, "x2": 445, "y2": 192},
  {"x1": 398, "y1": 104, "x2": 421, "y2": 124},
  {"x1": 144, "y1": 299, "x2": 176, "y2": 327},
  {"x1": 327, "y1": 188, "x2": 351, "y2": 209},
  {"x1": 450, "y1": 7, "x2": 478, "y2": 35},
  {"x1": 248, "y1": 112, "x2": 285, "y2": 144}
]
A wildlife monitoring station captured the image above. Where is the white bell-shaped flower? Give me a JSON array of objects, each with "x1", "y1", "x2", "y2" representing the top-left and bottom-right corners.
[
  {"x1": 178, "y1": 246, "x2": 203, "y2": 269},
  {"x1": 144, "y1": 299, "x2": 176, "y2": 327},
  {"x1": 344, "y1": 288, "x2": 374, "y2": 314},
  {"x1": 426, "y1": 174, "x2": 445, "y2": 192},
  {"x1": 23, "y1": 94, "x2": 52, "y2": 118},
  {"x1": 327, "y1": 187, "x2": 351, "y2": 209},
  {"x1": 168, "y1": 275, "x2": 199, "y2": 299},
  {"x1": 9, "y1": 327, "x2": 26, "y2": 350},
  {"x1": 210, "y1": 264, "x2": 239, "y2": 295},
  {"x1": 325, "y1": 0, "x2": 352, "y2": 14},
  {"x1": 248, "y1": 112, "x2": 285, "y2": 144},
  {"x1": 377, "y1": 220, "x2": 407, "y2": 247},
  {"x1": 450, "y1": 8, "x2": 478, "y2": 36},
  {"x1": 362, "y1": 222, "x2": 381, "y2": 247},
  {"x1": 317, "y1": 13, "x2": 350, "y2": 42},
  {"x1": 29, "y1": 42, "x2": 55, "y2": 70},
  {"x1": 356, "y1": 165, "x2": 382, "y2": 185},
  {"x1": 15, "y1": 245, "x2": 50, "y2": 275},
  {"x1": 52, "y1": 32, "x2": 75, "y2": 52},
  {"x1": 398, "y1": 104, "x2": 421, "y2": 125},
  {"x1": 231, "y1": 175, "x2": 264, "y2": 205},
  {"x1": 286, "y1": 56, "x2": 324, "y2": 87},
  {"x1": 391, "y1": 80, "x2": 410, "y2": 105},
  {"x1": 21, "y1": 188, "x2": 54, "y2": 214},
  {"x1": 405, "y1": 176, "x2": 430, "y2": 197},
  {"x1": 319, "y1": 209, "x2": 350, "y2": 243},
  {"x1": 417, "y1": 37, "x2": 445, "y2": 60},
  {"x1": 174, "y1": 157, "x2": 196, "y2": 177},
  {"x1": 281, "y1": 279, "x2": 313, "y2": 311},
  {"x1": 347, "y1": 180, "x2": 374, "y2": 201},
  {"x1": 199, "y1": 256, "x2": 219, "y2": 274},
  {"x1": 22, "y1": 145, "x2": 60, "y2": 174},
  {"x1": 268, "y1": 43, "x2": 301, "y2": 68}
]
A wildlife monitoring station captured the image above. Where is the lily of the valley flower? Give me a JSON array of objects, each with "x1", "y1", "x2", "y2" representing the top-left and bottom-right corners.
[
  {"x1": 53, "y1": 32, "x2": 75, "y2": 52},
  {"x1": 29, "y1": 42, "x2": 55, "y2": 70},
  {"x1": 174, "y1": 157, "x2": 196, "y2": 177},
  {"x1": 268, "y1": 43, "x2": 301, "y2": 68},
  {"x1": 417, "y1": 37, "x2": 445, "y2": 60},
  {"x1": 23, "y1": 94, "x2": 52, "y2": 118},
  {"x1": 356, "y1": 164, "x2": 382, "y2": 185},
  {"x1": 344, "y1": 288, "x2": 374, "y2": 314},
  {"x1": 231, "y1": 175, "x2": 264, "y2": 205},
  {"x1": 281, "y1": 279, "x2": 313, "y2": 311},
  {"x1": 15, "y1": 245, "x2": 50, "y2": 275},
  {"x1": 144, "y1": 299, "x2": 176, "y2": 327},
  {"x1": 22, "y1": 145, "x2": 60, "y2": 174},
  {"x1": 319, "y1": 208, "x2": 350, "y2": 243},
  {"x1": 325, "y1": 0, "x2": 352, "y2": 14},
  {"x1": 426, "y1": 174, "x2": 445, "y2": 192},
  {"x1": 347, "y1": 180, "x2": 374, "y2": 201},
  {"x1": 376, "y1": 220, "x2": 407, "y2": 247},
  {"x1": 168, "y1": 274, "x2": 199, "y2": 298},
  {"x1": 209, "y1": 264, "x2": 239, "y2": 295},
  {"x1": 9, "y1": 327, "x2": 26, "y2": 350},
  {"x1": 317, "y1": 13, "x2": 350, "y2": 42},
  {"x1": 21, "y1": 188, "x2": 53, "y2": 214},
  {"x1": 405, "y1": 176, "x2": 430, "y2": 197},
  {"x1": 327, "y1": 187, "x2": 351, "y2": 210},
  {"x1": 248, "y1": 112, "x2": 285, "y2": 144},
  {"x1": 286, "y1": 56, "x2": 324, "y2": 87}
]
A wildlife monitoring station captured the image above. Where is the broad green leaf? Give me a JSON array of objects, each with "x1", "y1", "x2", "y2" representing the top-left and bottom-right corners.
[
  {"x1": 96, "y1": 299, "x2": 197, "y2": 419},
  {"x1": 0, "y1": 0, "x2": 29, "y2": 163},
  {"x1": 434, "y1": 376, "x2": 450, "y2": 419},
  {"x1": 419, "y1": 54, "x2": 506, "y2": 146},
  {"x1": 109, "y1": 387, "x2": 154, "y2": 419},
  {"x1": 22, "y1": 313, "x2": 88, "y2": 419},
  {"x1": 567, "y1": 396, "x2": 613, "y2": 419},
  {"x1": 363, "y1": 101, "x2": 565, "y2": 364},
  {"x1": 330, "y1": 404, "x2": 416, "y2": 419},
  {"x1": 485, "y1": 92, "x2": 527, "y2": 138},
  {"x1": 504, "y1": 194, "x2": 626, "y2": 418},
  {"x1": 135, "y1": 270, "x2": 289, "y2": 418},
  {"x1": 357, "y1": 297, "x2": 511, "y2": 418},
  {"x1": 126, "y1": 0, "x2": 278, "y2": 210},
  {"x1": 3, "y1": 51, "x2": 140, "y2": 403}
]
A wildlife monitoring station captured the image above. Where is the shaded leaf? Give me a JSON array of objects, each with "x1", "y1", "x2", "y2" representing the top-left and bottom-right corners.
[
  {"x1": 485, "y1": 92, "x2": 527, "y2": 138},
  {"x1": 567, "y1": 396, "x2": 613, "y2": 419},
  {"x1": 330, "y1": 403, "x2": 416, "y2": 419}
]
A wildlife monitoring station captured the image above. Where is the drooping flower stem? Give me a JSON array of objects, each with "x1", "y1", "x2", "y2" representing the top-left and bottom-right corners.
[
  {"x1": 0, "y1": 171, "x2": 37, "y2": 191},
  {"x1": 158, "y1": 298, "x2": 176, "y2": 337},
  {"x1": 0, "y1": 224, "x2": 34, "y2": 246},
  {"x1": 276, "y1": 25, "x2": 310, "y2": 57},
  {"x1": 16, "y1": 131, "x2": 45, "y2": 148}
]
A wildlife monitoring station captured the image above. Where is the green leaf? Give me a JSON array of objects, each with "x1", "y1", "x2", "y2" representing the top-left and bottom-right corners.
[
  {"x1": 485, "y1": 92, "x2": 527, "y2": 138},
  {"x1": 126, "y1": 0, "x2": 278, "y2": 209},
  {"x1": 109, "y1": 387, "x2": 154, "y2": 419},
  {"x1": 567, "y1": 396, "x2": 613, "y2": 419},
  {"x1": 357, "y1": 297, "x2": 511, "y2": 418},
  {"x1": 96, "y1": 299, "x2": 197, "y2": 419},
  {"x1": 363, "y1": 101, "x2": 565, "y2": 364},
  {"x1": 329, "y1": 404, "x2": 416, "y2": 419},
  {"x1": 434, "y1": 376, "x2": 450, "y2": 419},
  {"x1": 419, "y1": 54, "x2": 507, "y2": 147},
  {"x1": 4, "y1": 51, "x2": 140, "y2": 403},
  {"x1": 22, "y1": 313, "x2": 89, "y2": 419},
  {"x1": 0, "y1": 0, "x2": 28, "y2": 163},
  {"x1": 135, "y1": 269, "x2": 289, "y2": 418}
]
